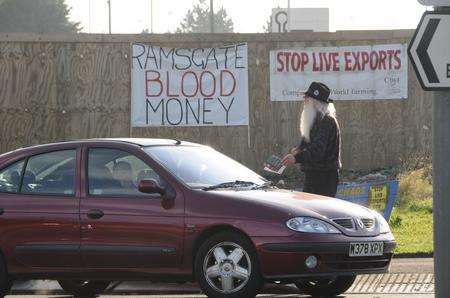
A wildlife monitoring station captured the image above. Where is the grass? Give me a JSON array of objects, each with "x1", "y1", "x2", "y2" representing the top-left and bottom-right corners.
[
  {"x1": 390, "y1": 199, "x2": 433, "y2": 255},
  {"x1": 389, "y1": 167, "x2": 433, "y2": 255}
]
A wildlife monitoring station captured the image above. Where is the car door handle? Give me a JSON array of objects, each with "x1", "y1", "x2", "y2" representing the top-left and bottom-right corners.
[{"x1": 87, "y1": 209, "x2": 104, "y2": 219}]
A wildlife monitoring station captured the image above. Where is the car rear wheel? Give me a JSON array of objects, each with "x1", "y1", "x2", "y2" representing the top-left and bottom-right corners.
[
  {"x1": 195, "y1": 232, "x2": 262, "y2": 298},
  {"x1": 294, "y1": 275, "x2": 356, "y2": 297},
  {"x1": 58, "y1": 280, "x2": 110, "y2": 296}
]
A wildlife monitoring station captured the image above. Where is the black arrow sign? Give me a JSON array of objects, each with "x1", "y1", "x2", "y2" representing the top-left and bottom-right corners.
[{"x1": 417, "y1": 18, "x2": 441, "y2": 84}]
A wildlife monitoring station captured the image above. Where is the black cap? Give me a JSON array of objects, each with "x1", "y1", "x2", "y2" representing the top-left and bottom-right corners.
[{"x1": 305, "y1": 82, "x2": 332, "y2": 103}]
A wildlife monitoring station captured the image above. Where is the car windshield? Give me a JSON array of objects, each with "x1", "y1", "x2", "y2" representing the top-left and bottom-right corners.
[{"x1": 144, "y1": 145, "x2": 267, "y2": 189}]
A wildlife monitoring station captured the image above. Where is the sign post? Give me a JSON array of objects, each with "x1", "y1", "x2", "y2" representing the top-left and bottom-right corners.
[
  {"x1": 432, "y1": 89, "x2": 450, "y2": 298},
  {"x1": 409, "y1": 4, "x2": 450, "y2": 297}
]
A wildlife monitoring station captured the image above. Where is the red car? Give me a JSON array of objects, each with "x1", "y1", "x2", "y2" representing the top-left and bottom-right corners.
[{"x1": 0, "y1": 138, "x2": 395, "y2": 297}]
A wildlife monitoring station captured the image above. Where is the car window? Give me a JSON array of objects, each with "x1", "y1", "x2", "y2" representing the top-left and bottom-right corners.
[
  {"x1": 0, "y1": 160, "x2": 25, "y2": 193},
  {"x1": 22, "y1": 150, "x2": 77, "y2": 196},
  {"x1": 88, "y1": 148, "x2": 163, "y2": 197},
  {"x1": 145, "y1": 145, "x2": 266, "y2": 189}
]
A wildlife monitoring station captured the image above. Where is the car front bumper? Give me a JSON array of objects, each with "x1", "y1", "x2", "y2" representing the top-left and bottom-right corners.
[{"x1": 254, "y1": 233, "x2": 396, "y2": 281}]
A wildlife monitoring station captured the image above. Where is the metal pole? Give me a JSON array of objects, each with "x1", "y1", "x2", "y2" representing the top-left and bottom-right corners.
[
  {"x1": 150, "y1": 0, "x2": 153, "y2": 33},
  {"x1": 433, "y1": 90, "x2": 450, "y2": 298},
  {"x1": 432, "y1": 8, "x2": 450, "y2": 298},
  {"x1": 210, "y1": 0, "x2": 214, "y2": 33},
  {"x1": 287, "y1": 0, "x2": 291, "y2": 32},
  {"x1": 108, "y1": 0, "x2": 112, "y2": 34},
  {"x1": 88, "y1": 0, "x2": 91, "y2": 33}
]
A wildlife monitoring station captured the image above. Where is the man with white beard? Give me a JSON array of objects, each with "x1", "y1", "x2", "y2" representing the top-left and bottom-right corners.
[{"x1": 282, "y1": 82, "x2": 341, "y2": 197}]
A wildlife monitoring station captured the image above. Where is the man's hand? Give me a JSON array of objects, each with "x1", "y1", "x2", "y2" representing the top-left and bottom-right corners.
[
  {"x1": 281, "y1": 153, "x2": 296, "y2": 166},
  {"x1": 290, "y1": 146, "x2": 300, "y2": 155}
]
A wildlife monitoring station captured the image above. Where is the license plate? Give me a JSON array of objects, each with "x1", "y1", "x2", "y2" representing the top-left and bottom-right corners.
[{"x1": 349, "y1": 242, "x2": 384, "y2": 257}]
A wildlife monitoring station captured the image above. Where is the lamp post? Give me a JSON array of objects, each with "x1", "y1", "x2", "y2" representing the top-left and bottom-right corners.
[
  {"x1": 210, "y1": 0, "x2": 214, "y2": 33},
  {"x1": 287, "y1": 0, "x2": 291, "y2": 32},
  {"x1": 150, "y1": 0, "x2": 154, "y2": 33},
  {"x1": 108, "y1": 0, "x2": 112, "y2": 34}
]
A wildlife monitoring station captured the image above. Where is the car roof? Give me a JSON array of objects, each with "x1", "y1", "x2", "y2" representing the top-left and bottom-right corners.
[
  {"x1": 22, "y1": 138, "x2": 203, "y2": 148},
  {"x1": 0, "y1": 138, "x2": 205, "y2": 162},
  {"x1": 86, "y1": 138, "x2": 203, "y2": 147}
]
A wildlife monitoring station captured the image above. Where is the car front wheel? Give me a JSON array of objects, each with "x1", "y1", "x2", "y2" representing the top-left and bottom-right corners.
[
  {"x1": 58, "y1": 280, "x2": 110, "y2": 296},
  {"x1": 195, "y1": 232, "x2": 262, "y2": 298},
  {"x1": 294, "y1": 275, "x2": 356, "y2": 296}
]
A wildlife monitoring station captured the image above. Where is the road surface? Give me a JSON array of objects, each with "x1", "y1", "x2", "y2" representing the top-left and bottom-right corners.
[{"x1": 6, "y1": 258, "x2": 434, "y2": 297}]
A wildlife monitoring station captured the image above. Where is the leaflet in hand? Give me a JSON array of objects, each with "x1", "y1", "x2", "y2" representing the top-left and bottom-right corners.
[{"x1": 264, "y1": 155, "x2": 286, "y2": 175}]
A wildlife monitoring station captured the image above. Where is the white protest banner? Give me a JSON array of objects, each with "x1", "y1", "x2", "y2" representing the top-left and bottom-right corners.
[
  {"x1": 131, "y1": 43, "x2": 249, "y2": 127},
  {"x1": 269, "y1": 44, "x2": 408, "y2": 101}
]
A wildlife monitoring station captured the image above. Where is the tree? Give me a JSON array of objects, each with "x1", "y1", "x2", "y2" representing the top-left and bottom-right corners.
[
  {"x1": 176, "y1": 0, "x2": 233, "y2": 33},
  {"x1": 263, "y1": 17, "x2": 272, "y2": 33},
  {"x1": 0, "y1": 0, "x2": 81, "y2": 33}
]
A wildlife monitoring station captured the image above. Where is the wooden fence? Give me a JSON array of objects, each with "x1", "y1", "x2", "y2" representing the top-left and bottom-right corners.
[{"x1": 0, "y1": 31, "x2": 432, "y2": 171}]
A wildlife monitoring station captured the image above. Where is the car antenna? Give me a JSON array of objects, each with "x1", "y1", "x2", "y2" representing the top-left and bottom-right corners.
[{"x1": 174, "y1": 139, "x2": 182, "y2": 145}]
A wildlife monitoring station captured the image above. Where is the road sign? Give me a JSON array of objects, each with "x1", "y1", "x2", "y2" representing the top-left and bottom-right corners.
[
  {"x1": 418, "y1": 0, "x2": 450, "y2": 6},
  {"x1": 409, "y1": 12, "x2": 450, "y2": 90}
]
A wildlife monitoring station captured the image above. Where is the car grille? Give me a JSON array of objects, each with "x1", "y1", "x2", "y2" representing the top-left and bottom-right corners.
[
  {"x1": 362, "y1": 218, "x2": 375, "y2": 229},
  {"x1": 332, "y1": 218, "x2": 375, "y2": 230},
  {"x1": 323, "y1": 253, "x2": 393, "y2": 271},
  {"x1": 332, "y1": 218, "x2": 355, "y2": 230}
]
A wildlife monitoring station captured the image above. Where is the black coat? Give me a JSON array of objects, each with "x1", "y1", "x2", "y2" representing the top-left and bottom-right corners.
[{"x1": 294, "y1": 113, "x2": 341, "y2": 171}]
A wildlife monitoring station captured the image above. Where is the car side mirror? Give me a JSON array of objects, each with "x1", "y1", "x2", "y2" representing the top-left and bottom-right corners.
[{"x1": 138, "y1": 179, "x2": 165, "y2": 196}]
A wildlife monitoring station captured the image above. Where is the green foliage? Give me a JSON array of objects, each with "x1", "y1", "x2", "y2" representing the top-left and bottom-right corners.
[
  {"x1": 262, "y1": 17, "x2": 272, "y2": 33},
  {"x1": 396, "y1": 150, "x2": 432, "y2": 180},
  {"x1": 397, "y1": 167, "x2": 433, "y2": 209},
  {"x1": 390, "y1": 198, "x2": 433, "y2": 255},
  {"x1": 388, "y1": 215, "x2": 402, "y2": 229},
  {"x1": 407, "y1": 199, "x2": 433, "y2": 213},
  {"x1": 176, "y1": 0, "x2": 234, "y2": 33},
  {"x1": 0, "y1": 0, "x2": 80, "y2": 33},
  {"x1": 390, "y1": 159, "x2": 433, "y2": 255}
]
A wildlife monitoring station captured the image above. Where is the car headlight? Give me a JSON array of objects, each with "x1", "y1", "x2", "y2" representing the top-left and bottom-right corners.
[
  {"x1": 375, "y1": 212, "x2": 391, "y2": 234},
  {"x1": 286, "y1": 217, "x2": 341, "y2": 234}
]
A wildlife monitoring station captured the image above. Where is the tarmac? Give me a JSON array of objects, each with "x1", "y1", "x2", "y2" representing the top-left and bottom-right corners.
[{"x1": 6, "y1": 258, "x2": 434, "y2": 297}]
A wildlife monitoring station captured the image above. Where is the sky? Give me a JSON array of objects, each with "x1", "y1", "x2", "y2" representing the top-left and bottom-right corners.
[{"x1": 65, "y1": 0, "x2": 431, "y2": 34}]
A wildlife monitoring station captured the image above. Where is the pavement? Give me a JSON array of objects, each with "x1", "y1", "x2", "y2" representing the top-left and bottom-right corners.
[
  {"x1": 6, "y1": 258, "x2": 434, "y2": 297},
  {"x1": 389, "y1": 258, "x2": 433, "y2": 273}
]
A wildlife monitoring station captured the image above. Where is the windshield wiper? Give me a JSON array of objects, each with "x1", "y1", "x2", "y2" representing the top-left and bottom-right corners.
[
  {"x1": 251, "y1": 181, "x2": 274, "y2": 189},
  {"x1": 202, "y1": 180, "x2": 258, "y2": 191}
]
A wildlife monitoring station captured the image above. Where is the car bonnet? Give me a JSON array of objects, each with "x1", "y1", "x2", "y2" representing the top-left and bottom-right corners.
[{"x1": 212, "y1": 188, "x2": 382, "y2": 236}]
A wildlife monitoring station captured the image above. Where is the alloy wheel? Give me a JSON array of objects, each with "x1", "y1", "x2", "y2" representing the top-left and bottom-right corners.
[{"x1": 202, "y1": 241, "x2": 251, "y2": 294}]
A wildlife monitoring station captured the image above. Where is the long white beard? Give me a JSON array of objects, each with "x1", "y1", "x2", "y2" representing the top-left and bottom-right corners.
[{"x1": 299, "y1": 101, "x2": 317, "y2": 143}]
